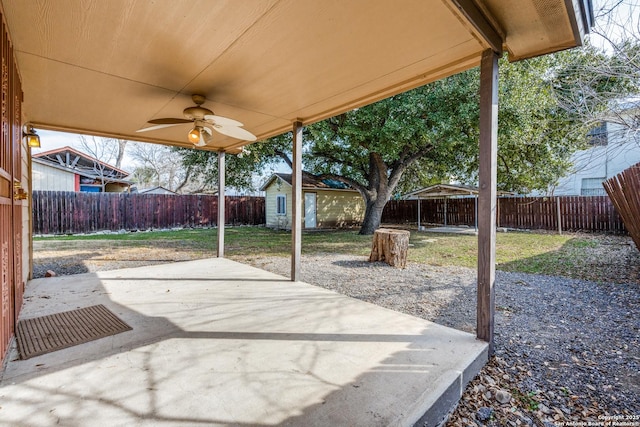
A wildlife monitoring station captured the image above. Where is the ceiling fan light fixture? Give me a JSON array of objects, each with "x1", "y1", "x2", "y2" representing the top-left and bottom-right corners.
[
  {"x1": 189, "y1": 125, "x2": 213, "y2": 147},
  {"x1": 138, "y1": 94, "x2": 257, "y2": 143},
  {"x1": 188, "y1": 126, "x2": 202, "y2": 144}
]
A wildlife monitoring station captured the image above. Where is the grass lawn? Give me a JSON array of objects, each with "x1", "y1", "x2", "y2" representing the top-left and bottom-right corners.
[{"x1": 35, "y1": 226, "x2": 638, "y2": 283}]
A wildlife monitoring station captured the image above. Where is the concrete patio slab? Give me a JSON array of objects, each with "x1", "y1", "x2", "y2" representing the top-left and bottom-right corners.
[
  {"x1": 0, "y1": 258, "x2": 487, "y2": 427},
  {"x1": 421, "y1": 226, "x2": 478, "y2": 235}
]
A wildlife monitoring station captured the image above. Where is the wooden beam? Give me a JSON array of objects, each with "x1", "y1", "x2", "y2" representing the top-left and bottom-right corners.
[
  {"x1": 291, "y1": 121, "x2": 303, "y2": 281},
  {"x1": 477, "y1": 49, "x2": 499, "y2": 354},
  {"x1": 217, "y1": 151, "x2": 225, "y2": 258},
  {"x1": 450, "y1": 0, "x2": 503, "y2": 55}
]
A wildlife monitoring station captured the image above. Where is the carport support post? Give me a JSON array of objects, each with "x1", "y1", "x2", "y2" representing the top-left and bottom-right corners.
[
  {"x1": 291, "y1": 121, "x2": 303, "y2": 281},
  {"x1": 477, "y1": 49, "x2": 498, "y2": 354},
  {"x1": 217, "y1": 151, "x2": 225, "y2": 258}
]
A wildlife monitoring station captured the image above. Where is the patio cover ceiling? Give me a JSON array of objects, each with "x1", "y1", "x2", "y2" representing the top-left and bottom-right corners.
[{"x1": 1, "y1": 0, "x2": 591, "y2": 153}]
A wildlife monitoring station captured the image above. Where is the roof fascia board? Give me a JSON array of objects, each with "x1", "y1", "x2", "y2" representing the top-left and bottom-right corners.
[
  {"x1": 565, "y1": 0, "x2": 594, "y2": 47},
  {"x1": 449, "y1": 0, "x2": 503, "y2": 55}
]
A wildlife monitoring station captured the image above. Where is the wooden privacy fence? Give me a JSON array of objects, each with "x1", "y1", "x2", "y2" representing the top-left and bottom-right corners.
[
  {"x1": 382, "y1": 195, "x2": 627, "y2": 234},
  {"x1": 604, "y1": 163, "x2": 640, "y2": 249},
  {"x1": 33, "y1": 191, "x2": 265, "y2": 235}
]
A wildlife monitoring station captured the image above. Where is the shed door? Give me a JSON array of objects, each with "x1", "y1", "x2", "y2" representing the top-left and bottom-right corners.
[{"x1": 304, "y1": 193, "x2": 317, "y2": 228}]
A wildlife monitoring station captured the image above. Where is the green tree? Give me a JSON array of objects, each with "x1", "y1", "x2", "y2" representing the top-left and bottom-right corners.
[{"x1": 174, "y1": 136, "x2": 292, "y2": 192}]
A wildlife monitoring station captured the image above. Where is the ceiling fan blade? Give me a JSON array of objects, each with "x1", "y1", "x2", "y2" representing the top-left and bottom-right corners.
[
  {"x1": 204, "y1": 114, "x2": 243, "y2": 127},
  {"x1": 136, "y1": 123, "x2": 183, "y2": 133},
  {"x1": 212, "y1": 124, "x2": 257, "y2": 141},
  {"x1": 148, "y1": 118, "x2": 193, "y2": 125}
]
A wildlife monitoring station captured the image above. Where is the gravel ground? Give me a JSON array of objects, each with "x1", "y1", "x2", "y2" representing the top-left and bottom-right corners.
[{"x1": 32, "y1": 242, "x2": 640, "y2": 425}]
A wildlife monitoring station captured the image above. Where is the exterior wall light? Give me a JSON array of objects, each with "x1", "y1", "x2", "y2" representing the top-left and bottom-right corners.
[{"x1": 23, "y1": 124, "x2": 40, "y2": 148}]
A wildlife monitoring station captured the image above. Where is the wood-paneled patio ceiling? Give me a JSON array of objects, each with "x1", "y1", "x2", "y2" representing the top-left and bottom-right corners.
[{"x1": 1, "y1": 0, "x2": 590, "y2": 153}]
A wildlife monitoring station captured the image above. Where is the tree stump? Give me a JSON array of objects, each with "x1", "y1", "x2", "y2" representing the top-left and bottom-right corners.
[{"x1": 368, "y1": 228, "x2": 410, "y2": 268}]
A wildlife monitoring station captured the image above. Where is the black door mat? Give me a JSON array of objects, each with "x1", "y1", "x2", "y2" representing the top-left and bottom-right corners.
[{"x1": 16, "y1": 304, "x2": 132, "y2": 360}]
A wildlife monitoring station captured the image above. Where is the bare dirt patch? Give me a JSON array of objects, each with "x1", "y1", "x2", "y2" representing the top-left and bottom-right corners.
[{"x1": 32, "y1": 240, "x2": 211, "y2": 278}]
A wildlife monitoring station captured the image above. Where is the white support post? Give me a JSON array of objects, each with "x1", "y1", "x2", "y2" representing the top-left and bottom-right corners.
[
  {"x1": 477, "y1": 49, "x2": 499, "y2": 354},
  {"x1": 556, "y1": 197, "x2": 562, "y2": 235},
  {"x1": 417, "y1": 197, "x2": 421, "y2": 230},
  {"x1": 291, "y1": 121, "x2": 303, "y2": 281},
  {"x1": 474, "y1": 195, "x2": 478, "y2": 232},
  {"x1": 217, "y1": 151, "x2": 225, "y2": 258}
]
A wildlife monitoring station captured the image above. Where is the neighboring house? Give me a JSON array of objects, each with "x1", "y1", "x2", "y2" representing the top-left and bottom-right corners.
[
  {"x1": 260, "y1": 173, "x2": 364, "y2": 229},
  {"x1": 138, "y1": 186, "x2": 177, "y2": 195},
  {"x1": 32, "y1": 146, "x2": 132, "y2": 193},
  {"x1": 552, "y1": 120, "x2": 640, "y2": 196}
]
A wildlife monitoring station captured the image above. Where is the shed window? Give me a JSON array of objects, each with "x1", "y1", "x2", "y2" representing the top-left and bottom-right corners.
[{"x1": 276, "y1": 194, "x2": 286, "y2": 215}]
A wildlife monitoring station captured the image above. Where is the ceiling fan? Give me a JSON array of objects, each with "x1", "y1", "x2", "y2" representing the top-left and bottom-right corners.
[{"x1": 137, "y1": 94, "x2": 257, "y2": 147}]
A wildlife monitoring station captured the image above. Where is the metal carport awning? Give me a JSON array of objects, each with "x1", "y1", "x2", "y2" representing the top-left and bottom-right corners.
[{"x1": 404, "y1": 184, "x2": 514, "y2": 230}]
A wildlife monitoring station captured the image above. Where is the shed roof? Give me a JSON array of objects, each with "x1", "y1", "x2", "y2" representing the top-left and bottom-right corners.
[
  {"x1": 2, "y1": 0, "x2": 591, "y2": 153},
  {"x1": 260, "y1": 173, "x2": 356, "y2": 192}
]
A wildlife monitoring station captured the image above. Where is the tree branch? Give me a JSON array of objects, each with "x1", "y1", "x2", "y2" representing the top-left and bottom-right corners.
[
  {"x1": 274, "y1": 150, "x2": 293, "y2": 169},
  {"x1": 174, "y1": 165, "x2": 193, "y2": 193}
]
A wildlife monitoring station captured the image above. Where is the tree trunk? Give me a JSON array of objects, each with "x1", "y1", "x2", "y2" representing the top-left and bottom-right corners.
[
  {"x1": 369, "y1": 228, "x2": 410, "y2": 268},
  {"x1": 115, "y1": 140, "x2": 127, "y2": 169},
  {"x1": 359, "y1": 200, "x2": 386, "y2": 235}
]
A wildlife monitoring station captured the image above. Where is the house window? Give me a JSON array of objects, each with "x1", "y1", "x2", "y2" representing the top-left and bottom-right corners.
[
  {"x1": 581, "y1": 178, "x2": 606, "y2": 196},
  {"x1": 276, "y1": 194, "x2": 286, "y2": 215},
  {"x1": 587, "y1": 123, "x2": 608, "y2": 146}
]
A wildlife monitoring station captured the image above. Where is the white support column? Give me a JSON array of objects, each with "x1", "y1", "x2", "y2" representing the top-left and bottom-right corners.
[
  {"x1": 291, "y1": 121, "x2": 303, "y2": 281},
  {"x1": 474, "y1": 195, "x2": 478, "y2": 232},
  {"x1": 477, "y1": 49, "x2": 499, "y2": 354},
  {"x1": 417, "y1": 198, "x2": 421, "y2": 230},
  {"x1": 217, "y1": 151, "x2": 225, "y2": 258}
]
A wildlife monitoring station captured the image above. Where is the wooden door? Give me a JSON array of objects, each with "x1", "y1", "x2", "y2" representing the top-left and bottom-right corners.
[{"x1": 0, "y1": 13, "x2": 23, "y2": 362}]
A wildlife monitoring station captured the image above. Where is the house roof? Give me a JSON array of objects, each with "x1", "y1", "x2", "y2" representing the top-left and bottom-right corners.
[
  {"x1": 34, "y1": 146, "x2": 130, "y2": 178},
  {"x1": 32, "y1": 158, "x2": 133, "y2": 186},
  {"x1": 260, "y1": 173, "x2": 356, "y2": 192},
  {"x1": 2, "y1": 1, "x2": 590, "y2": 153},
  {"x1": 404, "y1": 183, "x2": 514, "y2": 199}
]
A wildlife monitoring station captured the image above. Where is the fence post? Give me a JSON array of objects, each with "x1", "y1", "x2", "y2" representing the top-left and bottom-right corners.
[{"x1": 556, "y1": 197, "x2": 562, "y2": 235}]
